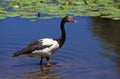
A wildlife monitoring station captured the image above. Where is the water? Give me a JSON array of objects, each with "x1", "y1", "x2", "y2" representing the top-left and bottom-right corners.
[{"x1": 0, "y1": 16, "x2": 120, "y2": 79}]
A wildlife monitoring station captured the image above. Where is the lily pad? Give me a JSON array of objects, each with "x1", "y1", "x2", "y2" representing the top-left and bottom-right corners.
[
  {"x1": 0, "y1": 0, "x2": 120, "y2": 20},
  {"x1": 0, "y1": 14, "x2": 6, "y2": 19}
]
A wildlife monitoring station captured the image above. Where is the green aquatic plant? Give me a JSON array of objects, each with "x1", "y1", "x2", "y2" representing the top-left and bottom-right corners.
[{"x1": 0, "y1": 0, "x2": 120, "y2": 20}]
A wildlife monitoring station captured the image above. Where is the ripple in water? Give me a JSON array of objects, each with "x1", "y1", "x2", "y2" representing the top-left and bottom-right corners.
[{"x1": 0, "y1": 17, "x2": 119, "y2": 79}]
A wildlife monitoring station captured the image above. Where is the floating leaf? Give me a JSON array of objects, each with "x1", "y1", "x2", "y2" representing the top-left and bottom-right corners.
[
  {"x1": 0, "y1": 0, "x2": 120, "y2": 20},
  {"x1": 0, "y1": 14, "x2": 6, "y2": 19}
]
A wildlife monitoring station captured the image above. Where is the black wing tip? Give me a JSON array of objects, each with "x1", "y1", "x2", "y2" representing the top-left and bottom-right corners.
[
  {"x1": 12, "y1": 53, "x2": 18, "y2": 57},
  {"x1": 12, "y1": 51, "x2": 21, "y2": 57}
]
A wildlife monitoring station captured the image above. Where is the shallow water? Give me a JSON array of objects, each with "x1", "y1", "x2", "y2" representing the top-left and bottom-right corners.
[{"x1": 0, "y1": 17, "x2": 120, "y2": 79}]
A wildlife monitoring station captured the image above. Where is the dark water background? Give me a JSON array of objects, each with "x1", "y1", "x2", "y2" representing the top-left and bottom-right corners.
[{"x1": 0, "y1": 16, "x2": 120, "y2": 79}]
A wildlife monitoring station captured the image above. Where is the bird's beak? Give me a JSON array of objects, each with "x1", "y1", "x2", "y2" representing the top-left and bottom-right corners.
[
  {"x1": 71, "y1": 20, "x2": 77, "y2": 23},
  {"x1": 72, "y1": 20, "x2": 77, "y2": 23}
]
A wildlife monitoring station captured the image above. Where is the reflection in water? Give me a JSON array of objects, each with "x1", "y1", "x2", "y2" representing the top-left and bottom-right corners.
[
  {"x1": 16, "y1": 66, "x2": 62, "y2": 79},
  {"x1": 1, "y1": 17, "x2": 120, "y2": 79},
  {"x1": 91, "y1": 17, "x2": 120, "y2": 74}
]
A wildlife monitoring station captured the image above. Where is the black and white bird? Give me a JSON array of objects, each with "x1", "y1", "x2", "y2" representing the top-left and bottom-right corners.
[{"x1": 12, "y1": 15, "x2": 76, "y2": 66}]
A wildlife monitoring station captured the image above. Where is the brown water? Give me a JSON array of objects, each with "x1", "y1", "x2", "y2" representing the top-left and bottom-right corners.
[{"x1": 0, "y1": 17, "x2": 120, "y2": 79}]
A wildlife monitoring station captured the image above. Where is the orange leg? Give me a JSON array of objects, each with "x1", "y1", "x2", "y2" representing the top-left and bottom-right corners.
[{"x1": 46, "y1": 57, "x2": 53, "y2": 67}]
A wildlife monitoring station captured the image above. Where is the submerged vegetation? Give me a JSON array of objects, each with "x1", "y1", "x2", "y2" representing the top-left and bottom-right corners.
[{"x1": 0, "y1": 0, "x2": 120, "y2": 20}]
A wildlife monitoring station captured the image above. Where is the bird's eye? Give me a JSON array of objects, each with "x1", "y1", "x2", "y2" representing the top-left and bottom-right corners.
[
  {"x1": 67, "y1": 17, "x2": 72, "y2": 22},
  {"x1": 67, "y1": 16, "x2": 76, "y2": 23}
]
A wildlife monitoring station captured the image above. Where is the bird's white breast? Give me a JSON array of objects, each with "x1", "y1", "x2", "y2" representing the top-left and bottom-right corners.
[{"x1": 32, "y1": 38, "x2": 59, "y2": 57}]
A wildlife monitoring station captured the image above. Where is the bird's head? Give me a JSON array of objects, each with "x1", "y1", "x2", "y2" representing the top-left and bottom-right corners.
[{"x1": 62, "y1": 15, "x2": 77, "y2": 23}]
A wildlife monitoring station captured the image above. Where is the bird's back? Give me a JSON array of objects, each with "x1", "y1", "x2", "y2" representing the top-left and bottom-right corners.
[{"x1": 13, "y1": 38, "x2": 60, "y2": 57}]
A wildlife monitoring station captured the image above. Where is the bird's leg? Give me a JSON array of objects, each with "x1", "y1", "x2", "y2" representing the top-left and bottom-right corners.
[
  {"x1": 46, "y1": 57, "x2": 52, "y2": 66},
  {"x1": 40, "y1": 57, "x2": 44, "y2": 65}
]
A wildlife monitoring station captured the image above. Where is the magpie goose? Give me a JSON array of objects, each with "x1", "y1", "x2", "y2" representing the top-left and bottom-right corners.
[{"x1": 13, "y1": 15, "x2": 76, "y2": 66}]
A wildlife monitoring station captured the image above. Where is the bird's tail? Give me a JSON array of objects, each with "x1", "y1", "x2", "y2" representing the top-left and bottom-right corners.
[
  {"x1": 13, "y1": 48, "x2": 31, "y2": 57},
  {"x1": 12, "y1": 50, "x2": 23, "y2": 57},
  {"x1": 12, "y1": 47, "x2": 29, "y2": 57}
]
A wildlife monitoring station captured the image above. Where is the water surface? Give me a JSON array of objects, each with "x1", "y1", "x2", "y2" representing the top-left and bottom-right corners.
[{"x1": 0, "y1": 17, "x2": 120, "y2": 79}]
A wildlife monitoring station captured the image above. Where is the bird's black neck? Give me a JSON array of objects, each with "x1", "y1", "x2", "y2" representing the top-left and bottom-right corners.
[{"x1": 59, "y1": 20, "x2": 66, "y2": 48}]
